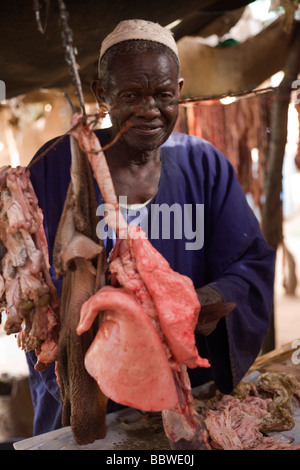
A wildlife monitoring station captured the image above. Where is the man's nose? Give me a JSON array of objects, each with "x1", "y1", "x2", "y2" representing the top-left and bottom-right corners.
[{"x1": 134, "y1": 96, "x2": 160, "y2": 119}]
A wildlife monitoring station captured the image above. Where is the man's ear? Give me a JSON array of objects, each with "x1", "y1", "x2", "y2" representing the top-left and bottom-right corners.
[
  {"x1": 91, "y1": 79, "x2": 105, "y2": 104},
  {"x1": 178, "y1": 78, "x2": 184, "y2": 95}
]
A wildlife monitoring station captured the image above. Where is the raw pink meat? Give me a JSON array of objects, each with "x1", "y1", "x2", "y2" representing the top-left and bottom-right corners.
[
  {"x1": 129, "y1": 229, "x2": 209, "y2": 368},
  {"x1": 77, "y1": 285, "x2": 178, "y2": 411},
  {"x1": 0, "y1": 166, "x2": 59, "y2": 369},
  {"x1": 78, "y1": 227, "x2": 209, "y2": 420},
  {"x1": 204, "y1": 393, "x2": 300, "y2": 450}
]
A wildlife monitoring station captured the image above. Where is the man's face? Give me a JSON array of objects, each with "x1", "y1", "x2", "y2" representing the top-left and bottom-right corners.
[{"x1": 103, "y1": 51, "x2": 183, "y2": 152}]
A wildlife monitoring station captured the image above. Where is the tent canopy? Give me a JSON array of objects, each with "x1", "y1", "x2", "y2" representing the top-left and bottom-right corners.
[{"x1": 1, "y1": 0, "x2": 254, "y2": 100}]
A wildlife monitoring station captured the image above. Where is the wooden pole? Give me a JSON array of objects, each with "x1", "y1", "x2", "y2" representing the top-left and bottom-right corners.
[{"x1": 261, "y1": 21, "x2": 300, "y2": 353}]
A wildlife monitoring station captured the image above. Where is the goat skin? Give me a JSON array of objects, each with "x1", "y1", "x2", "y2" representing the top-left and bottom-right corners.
[{"x1": 53, "y1": 136, "x2": 108, "y2": 445}]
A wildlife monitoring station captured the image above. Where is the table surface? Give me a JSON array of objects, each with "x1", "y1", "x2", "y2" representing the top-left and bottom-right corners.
[{"x1": 14, "y1": 341, "x2": 300, "y2": 450}]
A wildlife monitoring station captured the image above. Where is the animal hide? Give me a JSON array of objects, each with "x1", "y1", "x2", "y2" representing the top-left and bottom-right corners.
[{"x1": 53, "y1": 136, "x2": 108, "y2": 445}]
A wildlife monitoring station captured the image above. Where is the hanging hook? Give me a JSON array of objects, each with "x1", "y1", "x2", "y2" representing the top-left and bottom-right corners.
[{"x1": 33, "y1": 0, "x2": 50, "y2": 34}]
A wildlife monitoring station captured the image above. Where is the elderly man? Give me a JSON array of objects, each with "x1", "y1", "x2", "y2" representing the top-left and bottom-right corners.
[{"x1": 26, "y1": 19, "x2": 275, "y2": 436}]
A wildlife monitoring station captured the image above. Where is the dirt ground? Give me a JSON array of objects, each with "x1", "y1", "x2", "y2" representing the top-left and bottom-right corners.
[{"x1": 0, "y1": 211, "x2": 299, "y2": 377}]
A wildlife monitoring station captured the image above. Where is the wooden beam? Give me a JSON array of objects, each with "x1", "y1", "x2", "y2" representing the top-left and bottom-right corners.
[{"x1": 261, "y1": 20, "x2": 300, "y2": 353}]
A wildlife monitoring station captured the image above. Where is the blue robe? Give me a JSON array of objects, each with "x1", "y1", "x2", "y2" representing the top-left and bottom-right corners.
[{"x1": 26, "y1": 130, "x2": 275, "y2": 435}]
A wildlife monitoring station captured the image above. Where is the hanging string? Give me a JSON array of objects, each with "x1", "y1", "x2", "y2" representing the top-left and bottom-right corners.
[
  {"x1": 57, "y1": 0, "x2": 86, "y2": 117},
  {"x1": 178, "y1": 86, "x2": 279, "y2": 105},
  {"x1": 105, "y1": 85, "x2": 284, "y2": 117},
  {"x1": 27, "y1": 82, "x2": 299, "y2": 169},
  {"x1": 27, "y1": 117, "x2": 132, "y2": 169}
]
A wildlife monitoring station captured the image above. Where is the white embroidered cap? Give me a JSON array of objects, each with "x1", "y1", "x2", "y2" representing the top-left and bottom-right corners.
[{"x1": 99, "y1": 19, "x2": 178, "y2": 62}]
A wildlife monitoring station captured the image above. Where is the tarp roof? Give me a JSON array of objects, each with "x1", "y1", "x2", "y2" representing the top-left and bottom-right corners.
[{"x1": 0, "y1": 0, "x2": 253, "y2": 99}]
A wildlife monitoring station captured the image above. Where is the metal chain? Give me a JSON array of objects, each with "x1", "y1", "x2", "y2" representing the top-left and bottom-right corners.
[{"x1": 57, "y1": 0, "x2": 86, "y2": 116}]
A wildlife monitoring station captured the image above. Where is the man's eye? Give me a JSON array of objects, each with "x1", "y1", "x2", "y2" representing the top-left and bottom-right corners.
[
  {"x1": 121, "y1": 93, "x2": 137, "y2": 100},
  {"x1": 158, "y1": 92, "x2": 173, "y2": 101}
]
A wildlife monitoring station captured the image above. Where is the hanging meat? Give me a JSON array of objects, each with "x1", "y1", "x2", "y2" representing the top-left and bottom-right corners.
[
  {"x1": 71, "y1": 113, "x2": 211, "y2": 449},
  {"x1": 77, "y1": 225, "x2": 211, "y2": 449},
  {"x1": 0, "y1": 165, "x2": 59, "y2": 371},
  {"x1": 53, "y1": 135, "x2": 108, "y2": 445}
]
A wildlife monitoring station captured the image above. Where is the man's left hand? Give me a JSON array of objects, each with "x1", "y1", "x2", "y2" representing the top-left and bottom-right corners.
[{"x1": 195, "y1": 285, "x2": 235, "y2": 336}]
